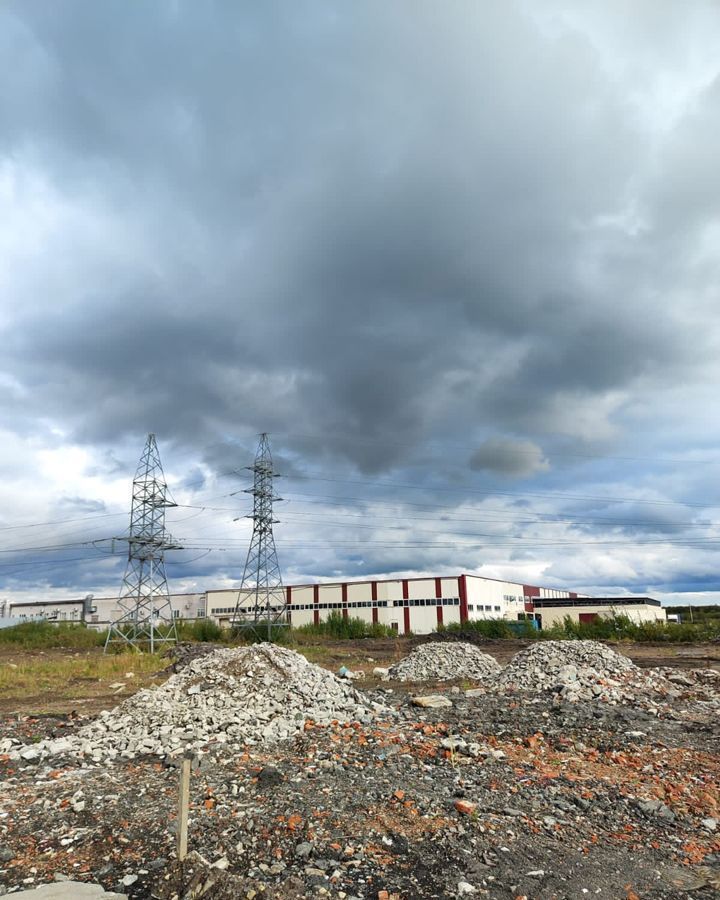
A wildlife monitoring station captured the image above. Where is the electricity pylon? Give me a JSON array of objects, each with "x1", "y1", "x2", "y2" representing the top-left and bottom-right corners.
[
  {"x1": 104, "y1": 433, "x2": 181, "y2": 653},
  {"x1": 231, "y1": 433, "x2": 288, "y2": 640}
]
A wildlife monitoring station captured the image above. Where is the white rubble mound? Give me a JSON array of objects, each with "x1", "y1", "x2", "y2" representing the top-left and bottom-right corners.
[
  {"x1": 12, "y1": 644, "x2": 390, "y2": 763},
  {"x1": 386, "y1": 641, "x2": 502, "y2": 682},
  {"x1": 495, "y1": 640, "x2": 637, "y2": 701}
]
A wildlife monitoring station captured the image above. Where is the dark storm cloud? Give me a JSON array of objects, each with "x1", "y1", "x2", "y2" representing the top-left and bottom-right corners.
[
  {"x1": 470, "y1": 438, "x2": 549, "y2": 478},
  {"x1": 2, "y1": 0, "x2": 700, "y2": 467},
  {"x1": 1, "y1": 1, "x2": 720, "y2": 600}
]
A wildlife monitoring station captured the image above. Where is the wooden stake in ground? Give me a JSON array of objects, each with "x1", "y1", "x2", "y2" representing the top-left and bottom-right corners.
[{"x1": 177, "y1": 753, "x2": 192, "y2": 861}]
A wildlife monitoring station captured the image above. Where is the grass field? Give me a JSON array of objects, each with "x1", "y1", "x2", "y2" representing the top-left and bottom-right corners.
[{"x1": 0, "y1": 649, "x2": 167, "y2": 713}]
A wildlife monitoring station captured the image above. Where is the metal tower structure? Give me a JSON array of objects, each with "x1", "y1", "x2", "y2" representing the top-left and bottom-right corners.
[
  {"x1": 231, "y1": 433, "x2": 288, "y2": 640},
  {"x1": 104, "y1": 433, "x2": 181, "y2": 653}
]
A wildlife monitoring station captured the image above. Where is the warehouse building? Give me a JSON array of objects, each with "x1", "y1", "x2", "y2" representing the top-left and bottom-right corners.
[
  {"x1": 207, "y1": 574, "x2": 570, "y2": 632},
  {"x1": 9, "y1": 575, "x2": 666, "y2": 634}
]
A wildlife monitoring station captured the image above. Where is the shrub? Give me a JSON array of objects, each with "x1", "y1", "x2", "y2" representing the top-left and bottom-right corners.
[
  {"x1": 295, "y1": 612, "x2": 395, "y2": 640},
  {"x1": 440, "y1": 618, "x2": 514, "y2": 639},
  {"x1": 0, "y1": 621, "x2": 105, "y2": 650},
  {"x1": 176, "y1": 619, "x2": 226, "y2": 643}
]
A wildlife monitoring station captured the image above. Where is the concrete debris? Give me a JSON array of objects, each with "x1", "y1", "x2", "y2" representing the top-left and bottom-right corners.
[
  {"x1": 1, "y1": 655, "x2": 719, "y2": 899},
  {"x1": 494, "y1": 640, "x2": 638, "y2": 701},
  {"x1": 11, "y1": 884, "x2": 127, "y2": 899},
  {"x1": 387, "y1": 642, "x2": 502, "y2": 682},
  {"x1": 10, "y1": 644, "x2": 391, "y2": 763},
  {"x1": 411, "y1": 694, "x2": 453, "y2": 709}
]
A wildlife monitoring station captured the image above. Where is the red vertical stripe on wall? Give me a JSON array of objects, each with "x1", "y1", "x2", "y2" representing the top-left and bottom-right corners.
[
  {"x1": 434, "y1": 577, "x2": 442, "y2": 598},
  {"x1": 342, "y1": 583, "x2": 348, "y2": 619},
  {"x1": 459, "y1": 574, "x2": 468, "y2": 623},
  {"x1": 371, "y1": 581, "x2": 378, "y2": 624},
  {"x1": 435, "y1": 576, "x2": 443, "y2": 626},
  {"x1": 523, "y1": 584, "x2": 539, "y2": 613},
  {"x1": 286, "y1": 586, "x2": 292, "y2": 625},
  {"x1": 436, "y1": 605, "x2": 443, "y2": 627},
  {"x1": 313, "y1": 584, "x2": 319, "y2": 626},
  {"x1": 402, "y1": 580, "x2": 410, "y2": 633}
]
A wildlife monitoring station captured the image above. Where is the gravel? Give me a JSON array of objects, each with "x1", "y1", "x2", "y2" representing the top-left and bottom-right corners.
[
  {"x1": 8, "y1": 644, "x2": 391, "y2": 763},
  {"x1": 386, "y1": 642, "x2": 502, "y2": 682}
]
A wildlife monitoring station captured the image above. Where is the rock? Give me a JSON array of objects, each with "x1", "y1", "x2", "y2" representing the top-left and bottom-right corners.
[
  {"x1": 121, "y1": 874, "x2": 138, "y2": 886},
  {"x1": 411, "y1": 695, "x2": 453, "y2": 709},
  {"x1": 454, "y1": 800, "x2": 477, "y2": 815},
  {"x1": 701, "y1": 817, "x2": 717, "y2": 831},
  {"x1": 295, "y1": 842, "x2": 313, "y2": 858},
  {"x1": 10, "y1": 884, "x2": 128, "y2": 899},
  {"x1": 457, "y1": 881, "x2": 476, "y2": 894}
]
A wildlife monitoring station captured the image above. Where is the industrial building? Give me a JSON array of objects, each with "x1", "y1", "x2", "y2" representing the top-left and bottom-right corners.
[{"x1": 8, "y1": 574, "x2": 666, "y2": 634}]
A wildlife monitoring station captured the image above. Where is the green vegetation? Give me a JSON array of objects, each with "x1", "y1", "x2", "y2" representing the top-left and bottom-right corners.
[
  {"x1": 438, "y1": 618, "x2": 539, "y2": 639},
  {"x1": 176, "y1": 618, "x2": 227, "y2": 643},
  {"x1": 294, "y1": 612, "x2": 396, "y2": 641},
  {"x1": 0, "y1": 650, "x2": 165, "y2": 704},
  {"x1": 0, "y1": 621, "x2": 105, "y2": 650},
  {"x1": 541, "y1": 614, "x2": 720, "y2": 643},
  {"x1": 2, "y1": 606, "x2": 718, "y2": 654},
  {"x1": 665, "y1": 604, "x2": 720, "y2": 626}
]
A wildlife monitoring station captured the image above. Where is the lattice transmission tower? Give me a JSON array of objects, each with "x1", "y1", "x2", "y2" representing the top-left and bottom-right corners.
[
  {"x1": 104, "y1": 433, "x2": 181, "y2": 653},
  {"x1": 231, "y1": 433, "x2": 288, "y2": 640}
]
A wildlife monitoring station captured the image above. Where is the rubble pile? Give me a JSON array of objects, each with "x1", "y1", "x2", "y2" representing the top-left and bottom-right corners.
[
  {"x1": 7, "y1": 644, "x2": 390, "y2": 763},
  {"x1": 2, "y1": 690, "x2": 719, "y2": 899},
  {"x1": 495, "y1": 639, "x2": 639, "y2": 701},
  {"x1": 386, "y1": 641, "x2": 502, "y2": 682}
]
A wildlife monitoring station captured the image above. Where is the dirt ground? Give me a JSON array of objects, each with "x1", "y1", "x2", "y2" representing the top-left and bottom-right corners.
[{"x1": 1, "y1": 639, "x2": 719, "y2": 898}]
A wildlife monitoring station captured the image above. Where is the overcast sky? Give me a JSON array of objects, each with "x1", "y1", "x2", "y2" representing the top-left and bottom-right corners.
[{"x1": 2, "y1": 0, "x2": 720, "y2": 609}]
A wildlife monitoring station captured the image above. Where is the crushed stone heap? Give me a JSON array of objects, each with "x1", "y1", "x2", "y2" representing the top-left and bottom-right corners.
[
  {"x1": 11, "y1": 644, "x2": 391, "y2": 764},
  {"x1": 386, "y1": 641, "x2": 502, "y2": 682},
  {"x1": 494, "y1": 639, "x2": 637, "y2": 701}
]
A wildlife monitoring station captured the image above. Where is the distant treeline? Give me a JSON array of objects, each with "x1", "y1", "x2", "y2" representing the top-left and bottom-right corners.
[{"x1": 666, "y1": 604, "x2": 720, "y2": 624}]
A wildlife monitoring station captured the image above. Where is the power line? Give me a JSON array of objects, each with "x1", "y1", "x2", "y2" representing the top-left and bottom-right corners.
[{"x1": 282, "y1": 473, "x2": 711, "y2": 508}]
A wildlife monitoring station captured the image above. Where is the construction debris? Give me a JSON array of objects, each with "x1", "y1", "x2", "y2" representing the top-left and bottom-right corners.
[
  {"x1": 7, "y1": 644, "x2": 391, "y2": 763},
  {"x1": 2, "y1": 683, "x2": 719, "y2": 899},
  {"x1": 494, "y1": 638, "x2": 639, "y2": 700},
  {"x1": 386, "y1": 641, "x2": 502, "y2": 682}
]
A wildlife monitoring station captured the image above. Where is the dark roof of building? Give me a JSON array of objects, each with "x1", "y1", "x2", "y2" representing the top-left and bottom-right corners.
[{"x1": 533, "y1": 596, "x2": 660, "y2": 609}]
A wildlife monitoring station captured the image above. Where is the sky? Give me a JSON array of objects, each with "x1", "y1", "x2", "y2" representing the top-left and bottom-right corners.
[{"x1": 1, "y1": 0, "x2": 720, "y2": 609}]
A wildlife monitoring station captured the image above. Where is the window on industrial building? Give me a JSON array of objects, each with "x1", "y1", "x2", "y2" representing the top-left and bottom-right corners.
[
  {"x1": 468, "y1": 604, "x2": 474, "y2": 611},
  {"x1": 172, "y1": 610, "x2": 180, "y2": 619},
  {"x1": 494, "y1": 605, "x2": 501, "y2": 612},
  {"x1": 484, "y1": 605, "x2": 492, "y2": 612},
  {"x1": 391, "y1": 622, "x2": 398, "y2": 631},
  {"x1": 197, "y1": 609, "x2": 205, "y2": 618}
]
